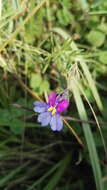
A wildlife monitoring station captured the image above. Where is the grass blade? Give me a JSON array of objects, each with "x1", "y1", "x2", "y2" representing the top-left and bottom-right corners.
[
  {"x1": 71, "y1": 79, "x2": 104, "y2": 190},
  {"x1": 0, "y1": 161, "x2": 30, "y2": 187},
  {"x1": 0, "y1": 0, "x2": 47, "y2": 51},
  {"x1": 80, "y1": 61, "x2": 103, "y2": 112},
  {"x1": 43, "y1": 154, "x2": 71, "y2": 190},
  {"x1": 27, "y1": 154, "x2": 71, "y2": 190}
]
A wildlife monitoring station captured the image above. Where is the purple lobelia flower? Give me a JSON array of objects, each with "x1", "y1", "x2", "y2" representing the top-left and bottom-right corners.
[{"x1": 33, "y1": 90, "x2": 69, "y2": 131}]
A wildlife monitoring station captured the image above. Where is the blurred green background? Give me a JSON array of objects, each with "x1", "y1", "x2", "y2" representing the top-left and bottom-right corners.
[{"x1": 0, "y1": 0, "x2": 107, "y2": 189}]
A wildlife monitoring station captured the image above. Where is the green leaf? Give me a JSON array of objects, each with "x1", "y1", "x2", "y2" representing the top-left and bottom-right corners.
[
  {"x1": 92, "y1": 0, "x2": 107, "y2": 8},
  {"x1": 30, "y1": 74, "x2": 42, "y2": 89},
  {"x1": 79, "y1": 0, "x2": 89, "y2": 10},
  {"x1": 57, "y1": 8, "x2": 73, "y2": 26},
  {"x1": 10, "y1": 125, "x2": 24, "y2": 135},
  {"x1": 86, "y1": 30, "x2": 105, "y2": 47},
  {"x1": 97, "y1": 23, "x2": 107, "y2": 34},
  {"x1": 40, "y1": 80, "x2": 50, "y2": 93},
  {"x1": 99, "y1": 51, "x2": 107, "y2": 64}
]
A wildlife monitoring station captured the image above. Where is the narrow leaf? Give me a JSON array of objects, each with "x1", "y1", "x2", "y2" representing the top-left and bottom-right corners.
[{"x1": 71, "y1": 79, "x2": 104, "y2": 190}]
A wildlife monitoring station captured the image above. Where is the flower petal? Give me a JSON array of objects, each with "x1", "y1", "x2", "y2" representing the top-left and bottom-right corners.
[
  {"x1": 33, "y1": 101, "x2": 47, "y2": 107},
  {"x1": 57, "y1": 99, "x2": 69, "y2": 112},
  {"x1": 48, "y1": 92, "x2": 57, "y2": 106},
  {"x1": 33, "y1": 101, "x2": 48, "y2": 113},
  {"x1": 37, "y1": 112, "x2": 51, "y2": 126},
  {"x1": 50, "y1": 114, "x2": 63, "y2": 131}
]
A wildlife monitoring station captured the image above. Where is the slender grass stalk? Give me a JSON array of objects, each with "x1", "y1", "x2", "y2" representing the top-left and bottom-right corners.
[
  {"x1": 71, "y1": 79, "x2": 104, "y2": 190},
  {"x1": 89, "y1": 11, "x2": 107, "y2": 15},
  {"x1": 80, "y1": 61, "x2": 103, "y2": 112},
  {"x1": 62, "y1": 117, "x2": 84, "y2": 147},
  {"x1": 74, "y1": 79, "x2": 107, "y2": 160},
  {"x1": 14, "y1": 74, "x2": 42, "y2": 101}
]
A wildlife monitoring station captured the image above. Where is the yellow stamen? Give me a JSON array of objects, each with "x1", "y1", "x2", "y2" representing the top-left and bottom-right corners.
[
  {"x1": 48, "y1": 106, "x2": 54, "y2": 111},
  {"x1": 48, "y1": 106, "x2": 57, "y2": 115},
  {"x1": 52, "y1": 107, "x2": 57, "y2": 115}
]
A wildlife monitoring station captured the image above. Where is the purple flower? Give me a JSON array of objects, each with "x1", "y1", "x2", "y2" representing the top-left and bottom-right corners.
[{"x1": 33, "y1": 91, "x2": 69, "y2": 131}]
